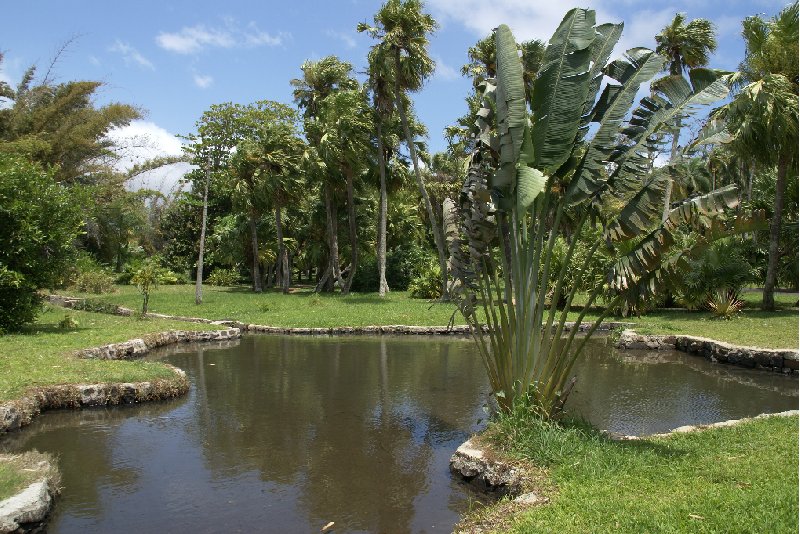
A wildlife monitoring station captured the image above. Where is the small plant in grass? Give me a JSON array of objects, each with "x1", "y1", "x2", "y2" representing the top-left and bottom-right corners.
[
  {"x1": 707, "y1": 289, "x2": 744, "y2": 319},
  {"x1": 131, "y1": 259, "x2": 163, "y2": 315},
  {"x1": 58, "y1": 314, "x2": 78, "y2": 329},
  {"x1": 207, "y1": 268, "x2": 240, "y2": 286},
  {"x1": 408, "y1": 260, "x2": 442, "y2": 299}
]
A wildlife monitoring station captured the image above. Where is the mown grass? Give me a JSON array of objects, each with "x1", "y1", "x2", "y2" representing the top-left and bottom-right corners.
[
  {"x1": 0, "y1": 304, "x2": 222, "y2": 403},
  {"x1": 60, "y1": 285, "x2": 799, "y2": 348},
  {"x1": 0, "y1": 451, "x2": 58, "y2": 502},
  {"x1": 474, "y1": 411, "x2": 799, "y2": 533}
]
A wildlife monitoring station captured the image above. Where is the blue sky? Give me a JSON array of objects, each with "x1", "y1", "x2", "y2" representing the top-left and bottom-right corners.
[{"x1": 0, "y1": 0, "x2": 791, "y2": 171}]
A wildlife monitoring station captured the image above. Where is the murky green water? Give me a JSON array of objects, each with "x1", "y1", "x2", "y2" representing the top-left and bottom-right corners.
[{"x1": 1, "y1": 335, "x2": 796, "y2": 533}]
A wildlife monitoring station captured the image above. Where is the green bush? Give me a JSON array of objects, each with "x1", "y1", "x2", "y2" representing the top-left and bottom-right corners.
[
  {"x1": 387, "y1": 244, "x2": 430, "y2": 291},
  {"x1": 408, "y1": 260, "x2": 442, "y2": 299},
  {"x1": 159, "y1": 270, "x2": 189, "y2": 285},
  {"x1": 206, "y1": 268, "x2": 241, "y2": 286},
  {"x1": 0, "y1": 155, "x2": 82, "y2": 331},
  {"x1": 72, "y1": 270, "x2": 116, "y2": 294},
  {"x1": 677, "y1": 239, "x2": 758, "y2": 310}
]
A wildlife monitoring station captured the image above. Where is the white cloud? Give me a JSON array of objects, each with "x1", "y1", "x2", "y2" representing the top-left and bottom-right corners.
[
  {"x1": 326, "y1": 29, "x2": 357, "y2": 49},
  {"x1": 88, "y1": 55, "x2": 101, "y2": 67},
  {"x1": 109, "y1": 40, "x2": 155, "y2": 70},
  {"x1": 106, "y1": 120, "x2": 184, "y2": 170},
  {"x1": 156, "y1": 20, "x2": 286, "y2": 54},
  {"x1": 193, "y1": 73, "x2": 214, "y2": 88},
  {"x1": 106, "y1": 121, "x2": 192, "y2": 195},
  {"x1": 433, "y1": 55, "x2": 460, "y2": 81}
]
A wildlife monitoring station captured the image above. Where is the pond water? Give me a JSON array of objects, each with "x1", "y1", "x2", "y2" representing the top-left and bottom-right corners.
[{"x1": 1, "y1": 335, "x2": 796, "y2": 533}]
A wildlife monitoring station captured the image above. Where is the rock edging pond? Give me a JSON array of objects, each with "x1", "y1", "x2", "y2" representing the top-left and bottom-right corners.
[
  {"x1": 0, "y1": 451, "x2": 59, "y2": 534},
  {"x1": 615, "y1": 330, "x2": 799, "y2": 375},
  {"x1": 0, "y1": 327, "x2": 241, "y2": 435}
]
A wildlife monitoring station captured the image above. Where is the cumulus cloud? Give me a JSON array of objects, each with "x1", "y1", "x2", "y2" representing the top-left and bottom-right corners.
[
  {"x1": 193, "y1": 73, "x2": 214, "y2": 88},
  {"x1": 109, "y1": 40, "x2": 155, "y2": 70},
  {"x1": 433, "y1": 55, "x2": 460, "y2": 81},
  {"x1": 156, "y1": 20, "x2": 286, "y2": 54},
  {"x1": 105, "y1": 121, "x2": 193, "y2": 195},
  {"x1": 326, "y1": 30, "x2": 357, "y2": 49}
]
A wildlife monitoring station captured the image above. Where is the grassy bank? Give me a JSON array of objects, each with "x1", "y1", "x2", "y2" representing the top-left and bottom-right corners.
[
  {"x1": 464, "y1": 413, "x2": 799, "y2": 533},
  {"x1": 60, "y1": 285, "x2": 799, "y2": 348},
  {"x1": 0, "y1": 304, "x2": 222, "y2": 404},
  {"x1": 0, "y1": 451, "x2": 59, "y2": 502}
]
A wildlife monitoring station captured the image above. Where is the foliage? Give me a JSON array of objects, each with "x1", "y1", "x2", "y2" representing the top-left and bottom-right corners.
[
  {"x1": 206, "y1": 268, "x2": 241, "y2": 287},
  {"x1": 72, "y1": 270, "x2": 117, "y2": 294},
  {"x1": 58, "y1": 313, "x2": 79, "y2": 329},
  {"x1": 130, "y1": 259, "x2": 163, "y2": 314},
  {"x1": 0, "y1": 155, "x2": 82, "y2": 332},
  {"x1": 408, "y1": 258, "x2": 442, "y2": 299},
  {"x1": 449, "y1": 13, "x2": 736, "y2": 414},
  {"x1": 655, "y1": 13, "x2": 718, "y2": 76},
  {"x1": 707, "y1": 288, "x2": 744, "y2": 319},
  {"x1": 676, "y1": 238, "x2": 757, "y2": 309}
]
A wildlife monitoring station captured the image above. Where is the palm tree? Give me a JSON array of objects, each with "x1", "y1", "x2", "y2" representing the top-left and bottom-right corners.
[
  {"x1": 317, "y1": 87, "x2": 374, "y2": 295},
  {"x1": 655, "y1": 13, "x2": 718, "y2": 219},
  {"x1": 359, "y1": 0, "x2": 450, "y2": 298},
  {"x1": 712, "y1": 2, "x2": 798, "y2": 310},
  {"x1": 365, "y1": 44, "x2": 395, "y2": 296},
  {"x1": 291, "y1": 57, "x2": 358, "y2": 292}
]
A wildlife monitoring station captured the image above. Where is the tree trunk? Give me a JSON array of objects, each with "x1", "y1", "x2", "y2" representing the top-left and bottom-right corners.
[
  {"x1": 249, "y1": 207, "x2": 262, "y2": 293},
  {"x1": 762, "y1": 154, "x2": 788, "y2": 310},
  {"x1": 276, "y1": 202, "x2": 289, "y2": 294},
  {"x1": 325, "y1": 183, "x2": 342, "y2": 290},
  {"x1": 195, "y1": 167, "x2": 210, "y2": 305},
  {"x1": 376, "y1": 118, "x2": 390, "y2": 296},
  {"x1": 393, "y1": 50, "x2": 449, "y2": 298},
  {"x1": 342, "y1": 166, "x2": 359, "y2": 295}
]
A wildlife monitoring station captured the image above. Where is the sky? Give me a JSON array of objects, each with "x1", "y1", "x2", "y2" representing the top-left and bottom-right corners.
[{"x1": 0, "y1": 0, "x2": 791, "y2": 190}]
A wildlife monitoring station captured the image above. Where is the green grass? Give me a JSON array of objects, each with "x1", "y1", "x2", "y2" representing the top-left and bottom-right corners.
[
  {"x1": 0, "y1": 451, "x2": 58, "y2": 501},
  {"x1": 0, "y1": 305, "x2": 222, "y2": 403},
  {"x1": 59, "y1": 285, "x2": 799, "y2": 348},
  {"x1": 479, "y1": 412, "x2": 799, "y2": 533}
]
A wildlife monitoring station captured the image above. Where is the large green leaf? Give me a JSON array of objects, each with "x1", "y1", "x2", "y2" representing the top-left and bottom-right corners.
[
  {"x1": 565, "y1": 48, "x2": 665, "y2": 204},
  {"x1": 492, "y1": 24, "x2": 528, "y2": 195},
  {"x1": 516, "y1": 165, "x2": 547, "y2": 211},
  {"x1": 531, "y1": 8, "x2": 597, "y2": 173}
]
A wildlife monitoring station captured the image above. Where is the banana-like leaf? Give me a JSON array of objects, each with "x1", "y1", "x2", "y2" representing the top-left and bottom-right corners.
[
  {"x1": 565, "y1": 48, "x2": 665, "y2": 204},
  {"x1": 532, "y1": 8, "x2": 597, "y2": 174},
  {"x1": 516, "y1": 165, "x2": 547, "y2": 211},
  {"x1": 610, "y1": 69, "x2": 732, "y2": 186},
  {"x1": 603, "y1": 173, "x2": 668, "y2": 241},
  {"x1": 492, "y1": 24, "x2": 528, "y2": 195},
  {"x1": 608, "y1": 185, "x2": 741, "y2": 289},
  {"x1": 575, "y1": 22, "x2": 624, "y2": 144}
]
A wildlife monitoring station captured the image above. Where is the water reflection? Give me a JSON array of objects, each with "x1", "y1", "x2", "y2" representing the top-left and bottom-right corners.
[{"x1": 0, "y1": 335, "x2": 796, "y2": 533}]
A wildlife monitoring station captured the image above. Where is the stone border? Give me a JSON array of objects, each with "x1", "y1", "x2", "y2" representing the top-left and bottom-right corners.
[
  {"x1": 450, "y1": 410, "x2": 799, "y2": 499},
  {"x1": 0, "y1": 479, "x2": 54, "y2": 533},
  {"x1": 0, "y1": 327, "x2": 240, "y2": 434},
  {"x1": 615, "y1": 330, "x2": 799, "y2": 375}
]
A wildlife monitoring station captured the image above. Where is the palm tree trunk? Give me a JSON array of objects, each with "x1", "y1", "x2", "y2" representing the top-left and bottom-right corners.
[
  {"x1": 276, "y1": 202, "x2": 289, "y2": 294},
  {"x1": 324, "y1": 183, "x2": 342, "y2": 290},
  {"x1": 762, "y1": 153, "x2": 788, "y2": 310},
  {"x1": 393, "y1": 51, "x2": 449, "y2": 298},
  {"x1": 342, "y1": 166, "x2": 359, "y2": 295},
  {"x1": 376, "y1": 118, "x2": 390, "y2": 296},
  {"x1": 249, "y1": 207, "x2": 262, "y2": 293},
  {"x1": 195, "y1": 167, "x2": 210, "y2": 305}
]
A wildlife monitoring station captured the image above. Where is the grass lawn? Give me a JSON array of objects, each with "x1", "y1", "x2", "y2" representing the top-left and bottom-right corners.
[
  {"x1": 59, "y1": 285, "x2": 799, "y2": 348},
  {"x1": 468, "y1": 413, "x2": 799, "y2": 533},
  {"x1": 0, "y1": 304, "x2": 223, "y2": 404},
  {"x1": 0, "y1": 451, "x2": 58, "y2": 502}
]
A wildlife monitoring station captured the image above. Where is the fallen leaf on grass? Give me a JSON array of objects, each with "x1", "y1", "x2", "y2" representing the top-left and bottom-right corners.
[
  {"x1": 689, "y1": 514, "x2": 705, "y2": 520},
  {"x1": 321, "y1": 521, "x2": 335, "y2": 532}
]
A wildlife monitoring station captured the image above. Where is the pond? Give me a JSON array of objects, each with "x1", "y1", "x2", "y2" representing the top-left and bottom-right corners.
[{"x1": 2, "y1": 335, "x2": 796, "y2": 533}]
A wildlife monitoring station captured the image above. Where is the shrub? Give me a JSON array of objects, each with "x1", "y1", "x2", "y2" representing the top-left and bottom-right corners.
[
  {"x1": 159, "y1": 270, "x2": 189, "y2": 285},
  {"x1": 72, "y1": 270, "x2": 116, "y2": 294},
  {"x1": 387, "y1": 244, "x2": 430, "y2": 291},
  {"x1": 408, "y1": 260, "x2": 442, "y2": 299},
  {"x1": 206, "y1": 268, "x2": 240, "y2": 286},
  {"x1": 707, "y1": 289, "x2": 744, "y2": 320},
  {"x1": 677, "y1": 239, "x2": 758, "y2": 310}
]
